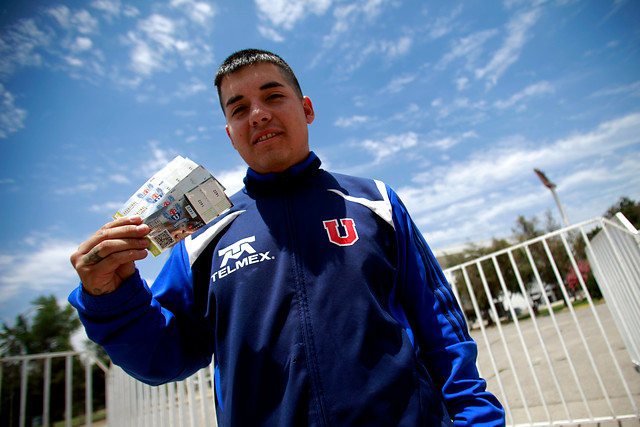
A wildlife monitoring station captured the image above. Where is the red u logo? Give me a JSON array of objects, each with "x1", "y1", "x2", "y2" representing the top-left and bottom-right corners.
[{"x1": 323, "y1": 218, "x2": 359, "y2": 246}]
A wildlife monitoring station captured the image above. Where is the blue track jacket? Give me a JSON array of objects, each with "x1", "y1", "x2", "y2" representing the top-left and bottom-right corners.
[{"x1": 70, "y1": 153, "x2": 505, "y2": 426}]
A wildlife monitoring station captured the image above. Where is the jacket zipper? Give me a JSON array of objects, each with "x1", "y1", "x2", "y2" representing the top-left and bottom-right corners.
[{"x1": 283, "y1": 190, "x2": 330, "y2": 426}]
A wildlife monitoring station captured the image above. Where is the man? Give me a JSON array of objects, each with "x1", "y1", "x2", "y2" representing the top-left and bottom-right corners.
[{"x1": 70, "y1": 49, "x2": 505, "y2": 426}]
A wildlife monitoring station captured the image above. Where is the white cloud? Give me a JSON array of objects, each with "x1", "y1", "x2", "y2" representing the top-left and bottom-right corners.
[
  {"x1": 258, "y1": 26, "x2": 285, "y2": 42},
  {"x1": 89, "y1": 201, "x2": 123, "y2": 213},
  {"x1": 429, "y1": 131, "x2": 478, "y2": 151},
  {"x1": 322, "y1": 0, "x2": 393, "y2": 49},
  {"x1": 129, "y1": 36, "x2": 164, "y2": 75},
  {"x1": 127, "y1": 13, "x2": 213, "y2": 76},
  {"x1": 255, "y1": 0, "x2": 333, "y2": 30},
  {"x1": 110, "y1": 174, "x2": 130, "y2": 184},
  {"x1": 48, "y1": 6, "x2": 99, "y2": 34},
  {"x1": 475, "y1": 7, "x2": 542, "y2": 87},
  {"x1": 455, "y1": 77, "x2": 469, "y2": 91},
  {"x1": 396, "y1": 113, "x2": 640, "y2": 247},
  {"x1": 141, "y1": 141, "x2": 176, "y2": 177},
  {"x1": 432, "y1": 97, "x2": 487, "y2": 120},
  {"x1": 170, "y1": 0, "x2": 217, "y2": 26},
  {"x1": 334, "y1": 115, "x2": 371, "y2": 127},
  {"x1": 357, "y1": 131, "x2": 419, "y2": 163},
  {"x1": 0, "y1": 238, "x2": 79, "y2": 304},
  {"x1": 494, "y1": 81, "x2": 554, "y2": 109},
  {"x1": 426, "y1": 4, "x2": 463, "y2": 39},
  {"x1": 588, "y1": 81, "x2": 640, "y2": 98},
  {"x1": 436, "y1": 29, "x2": 499, "y2": 71},
  {"x1": 54, "y1": 182, "x2": 99, "y2": 195},
  {"x1": 381, "y1": 74, "x2": 416, "y2": 94},
  {"x1": 380, "y1": 36, "x2": 412, "y2": 57},
  {"x1": 91, "y1": 0, "x2": 121, "y2": 17},
  {"x1": 175, "y1": 78, "x2": 209, "y2": 98},
  {"x1": 71, "y1": 36, "x2": 93, "y2": 52},
  {"x1": 0, "y1": 19, "x2": 50, "y2": 78},
  {"x1": 215, "y1": 164, "x2": 248, "y2": 196},
  {"x1": 0, "y1": 84, "x2": 27, "y2": 138}
]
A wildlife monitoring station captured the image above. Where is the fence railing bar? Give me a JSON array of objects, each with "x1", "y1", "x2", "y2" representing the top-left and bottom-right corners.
[
  {"x1": 562, "y1": 231, "x2": 637, "y2": 415},
  {"x1": 557, "y1": 233, "x2": 617, "y2": 416},
  {"x1": 601, "y1": 219, "x2": 640, "y2": 306},
  {"x1": 152, "y1": 384, "x2": 159, "y2": 427},
  {"x1": 524, "y1": 244, "x2": 573, "y2": 421},
  {"x1": 197, "y1": 368, "x2": 212, "y2": 425},
  {"x1": 19, "y1": 359, "x2": 28, "y2": 427},
  {"x1": 135, "y1": 378, "x2": 143, "y2": 427},
  {"x1": 585, "y1": 228, "x2": 640, "y2": 363},
  {"x1": 43, "y1": 357, "x2": 51, "y2": 427},
  {"x1": 477, "y1": 259, "x2": 532, "y2": 424},
  {"x1": 209, "y1": 362, "x2": 217, "y2": 419},
  {"x1": 177, "y1": 375, "x2": 188, "y2": 427},
  {"x1": 65, "y1": 355, "x2": 73, "y2": 427},
  {"x1": 158, "y1": 381, "x2": 167, "y2": 427},
  {"x1": 86, "y1": 358, "x2": 93, "y2": 427},
  {"x1": 596, "y1": 223, "x2": 640, "y2": 363},
  {"x1": 187, "y1": 376, "x2": 198, "y2": 426},
  {"x1": 506, "y1": 250, "x2": 553, "y2": 423},
  {"x1": 542, "y1": 238, "x2": 596, "y2": 420},
  {"x1": 492, "y1": 254, "x2": 545, "y2": 422}
]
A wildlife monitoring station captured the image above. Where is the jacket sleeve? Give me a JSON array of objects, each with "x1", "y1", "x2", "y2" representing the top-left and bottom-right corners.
[
  {"x1": 68, "y1": 241, "x2": 215, "y2": 386},
  {"x1": 387, "y1": 186, "x2": 505, "y2": 426}
]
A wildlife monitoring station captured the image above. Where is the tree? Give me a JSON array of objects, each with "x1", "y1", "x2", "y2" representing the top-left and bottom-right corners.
[
  {"x1": 1, "y1": 296, "x2": 82, "y2": 426},
  {"x1": 0, "y1": 295, "x2": 80, "y2": 356},
  {"x1": 604, "y1": 196, "x2": 640, "y2": 228}
]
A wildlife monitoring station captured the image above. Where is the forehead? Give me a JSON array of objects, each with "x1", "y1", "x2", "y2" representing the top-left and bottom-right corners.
[{"x1": 219, "y1": 63, "x2": 290, "y2": 100}]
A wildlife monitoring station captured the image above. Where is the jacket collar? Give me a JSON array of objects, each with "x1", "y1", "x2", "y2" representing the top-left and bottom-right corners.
[{"x1": 243, "y1": 152, "x2": 322, "y2": 193}]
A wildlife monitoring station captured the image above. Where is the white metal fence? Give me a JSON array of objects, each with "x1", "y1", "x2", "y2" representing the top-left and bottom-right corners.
[
  {"x1": 107, "y1": 364, "x2": 217, "y2": 427},
  {"x1": 0, "y1": 351, "x2": 108, "y2": 427},
  {"x1": 443, "y1": 215, "x2": 640, "y2": 426}
]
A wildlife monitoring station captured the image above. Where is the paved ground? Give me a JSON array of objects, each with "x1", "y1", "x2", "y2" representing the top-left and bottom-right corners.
[{"x1": 470, "y1": 302, "x2": 640, "y2": 426}]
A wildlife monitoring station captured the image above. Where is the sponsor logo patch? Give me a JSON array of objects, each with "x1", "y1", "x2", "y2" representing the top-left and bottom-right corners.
[{"x1": 212, "y1": 236, "x2": 274, "y2": 282}]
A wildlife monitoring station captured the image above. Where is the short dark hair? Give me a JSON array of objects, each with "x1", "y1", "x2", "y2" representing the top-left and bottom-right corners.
[{"x1": 214, "y1": 49, "x2": 303, "y2": 110}]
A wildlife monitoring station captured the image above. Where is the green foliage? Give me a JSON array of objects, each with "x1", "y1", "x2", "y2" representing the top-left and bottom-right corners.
[
  {"x1": 604, "y1": 196, "x2": 640, "y2": 228},
  {"x1": 0, "y1": 296, "x2": 93, "y2": 427},
  {"x1": 0, "y1": 295, "x2": 80, "y2": 357}
]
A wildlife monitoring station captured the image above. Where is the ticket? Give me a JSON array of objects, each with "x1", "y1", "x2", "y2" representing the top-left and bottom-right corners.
[{"x1": 113, "y1": 156, "x2": 233, "y2": 256}]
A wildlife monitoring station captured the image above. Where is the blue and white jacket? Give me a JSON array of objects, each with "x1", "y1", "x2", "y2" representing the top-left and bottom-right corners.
[{"x1": 69, "y1": 153, "x2": 504, "y2": 426}]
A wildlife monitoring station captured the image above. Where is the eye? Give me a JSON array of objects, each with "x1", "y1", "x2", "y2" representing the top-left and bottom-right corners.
[
  {"x1": 230, "y1": 105, "x2": 247, "y2": 116},
  {"x1": 266, "y1": 93, "x2": 284, "y2": 101}
]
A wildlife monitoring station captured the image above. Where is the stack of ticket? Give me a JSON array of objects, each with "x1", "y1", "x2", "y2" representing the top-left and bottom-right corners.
[{"x1": 113, "y1": 156, "x2": 233, "y2": 256}]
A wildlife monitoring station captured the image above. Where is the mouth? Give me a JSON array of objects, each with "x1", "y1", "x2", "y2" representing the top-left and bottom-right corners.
[{"x1": 254, "y1": 132, "x2": 281, "y2": 144}]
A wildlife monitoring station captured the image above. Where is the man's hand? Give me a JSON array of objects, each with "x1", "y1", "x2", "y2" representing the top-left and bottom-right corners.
[{"x1": 70, "y1": 216, "x2": 151, "y2": 296}]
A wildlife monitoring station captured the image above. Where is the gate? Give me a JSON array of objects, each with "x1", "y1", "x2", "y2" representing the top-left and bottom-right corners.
[{"x1": 442, "y1": 215, "x2": 640, "y2": 426}]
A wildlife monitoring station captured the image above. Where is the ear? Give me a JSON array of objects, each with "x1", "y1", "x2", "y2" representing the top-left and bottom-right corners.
[
  {"x1": 302, "y1": 96, "x2": 315, "y2": 124},
  {"x1": 225, "y1": 125, "x2": 237, "y2": 150}
]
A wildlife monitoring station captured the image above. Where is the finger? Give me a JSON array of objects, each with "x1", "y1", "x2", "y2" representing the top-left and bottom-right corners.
[
  {"x1": 77, "y1": 218, "x2": 149, "y2": 255},
  {"x1": 82, "y1": 246, "x2": 105, "y2": 265},
  {"x1": 79, "y1": 237, "x2": 150, "y2": 266},
  {"x1": 90, "y1": 248, "x2": 149, "y2": 277},
  {"x1": 80, "y1": 250, "x2": 149, "y2": 295}
]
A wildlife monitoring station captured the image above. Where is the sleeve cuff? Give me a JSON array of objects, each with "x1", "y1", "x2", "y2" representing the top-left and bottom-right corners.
[{"x1": 71, "y1": 269, "x2": 149, "y2": 313}]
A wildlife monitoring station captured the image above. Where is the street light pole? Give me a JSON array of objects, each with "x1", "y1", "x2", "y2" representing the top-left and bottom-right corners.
[{"x1": 534, "y1": 169, "x2": 571, "y2": 227}]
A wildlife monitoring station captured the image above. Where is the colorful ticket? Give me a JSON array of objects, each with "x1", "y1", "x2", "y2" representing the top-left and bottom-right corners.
[{"x1": 113, "y1": 156, "x2": 233, "y2": 256}]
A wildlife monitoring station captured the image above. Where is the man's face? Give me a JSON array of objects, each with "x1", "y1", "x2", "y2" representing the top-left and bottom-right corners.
[{"x1": 220, "y1": 62, "x2": 315, "y2": 174}]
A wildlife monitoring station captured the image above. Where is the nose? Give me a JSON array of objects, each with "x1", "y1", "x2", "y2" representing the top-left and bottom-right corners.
[{"x1": 250, "y1": 103, "x2": 271, "y2": 126}]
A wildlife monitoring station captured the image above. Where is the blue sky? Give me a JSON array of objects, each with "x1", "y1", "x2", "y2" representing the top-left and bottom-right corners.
[{"x1": 1, "y1": 0, "x2": 639, "y2": 324}]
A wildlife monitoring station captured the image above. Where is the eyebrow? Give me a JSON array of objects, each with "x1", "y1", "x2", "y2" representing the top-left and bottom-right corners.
[{"x1": 224, "y1": 81, "x2": 286, "y2": 108}]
